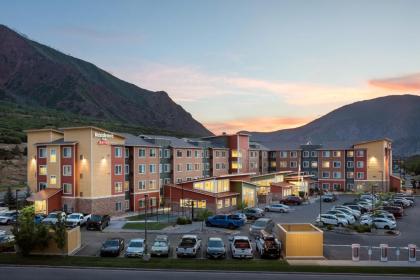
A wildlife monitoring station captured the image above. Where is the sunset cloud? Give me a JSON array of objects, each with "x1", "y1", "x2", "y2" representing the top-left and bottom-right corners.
[
  {"x1": 204, "y1": 116, "x2": 314, "y2": 135},
  {"x1": 369, "y1": 73, "x2": 420, "y2": 91}
]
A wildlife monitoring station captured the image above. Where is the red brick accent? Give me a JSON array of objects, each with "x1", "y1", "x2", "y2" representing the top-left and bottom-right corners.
[
  {"x1": 111, "y1": 146, "x2": 125, "y2": 195},
  {"x1": 61, "y1": 145, "x2": 76, "y2": 197},
  {"x1": 37, "y1": 146, "x2": 47, "y2": 190}
]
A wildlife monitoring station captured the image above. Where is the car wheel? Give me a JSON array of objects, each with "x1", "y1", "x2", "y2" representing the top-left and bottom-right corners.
[
  {"x1": 228, "y1": 223, "x2": 235, "y2": 230},
  {"x1": 280, "y1": 209, "x2": 284, "y2": 213},
  {"x1": 338, "y1": 223, "x2": 343, "y2": 227},
  {"x1": 205, "y1": 221, "x2": 211, "y2": 227},
  {"x1": 264, "y1": 208, "x2": 269, "y2": 212},
  {"x1": 384, "y1": 225, "x2": 390, "y2": 230}
]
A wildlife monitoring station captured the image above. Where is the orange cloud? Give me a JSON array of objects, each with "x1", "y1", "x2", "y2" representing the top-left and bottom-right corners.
[
  {"x1": 370, "y1": 73, "x2": 420, "y2": 91},
  {"x1": 204, "y1": 116, "x2": 314, "y2": 135}
]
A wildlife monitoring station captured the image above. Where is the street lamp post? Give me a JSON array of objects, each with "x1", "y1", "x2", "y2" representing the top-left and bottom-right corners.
[
  {"x1": 144, "y1": 194, "x2": 148, "y2": 255},
  {"x1": 15, "y1": 189, "x2": 20, "y2": 227}
]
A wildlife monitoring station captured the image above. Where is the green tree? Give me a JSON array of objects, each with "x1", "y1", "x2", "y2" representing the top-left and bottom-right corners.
[
  {"x1": 4, "y1": 186, "x2": 16, "y2": 209},
  {"x1": 237, "y1": 200, "x2": 248, "y2": 211},
  {"x1": 11, "y1": 206, "x2": 50, "y2": 256},
  {"x1": 11, "y1": 144, "x2": 21, "y2": 157}
]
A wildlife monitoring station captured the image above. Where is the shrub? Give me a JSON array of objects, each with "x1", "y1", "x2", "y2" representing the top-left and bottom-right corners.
[
  {"x1": 351, "y1": 224, "x2": 371, "y2": 233},
  {"x1": 194, "y1": 209, "x2": 213, "y2": 222},
  {"x1": 176, "y1": 216, "x2": 192, "y2": 225}
]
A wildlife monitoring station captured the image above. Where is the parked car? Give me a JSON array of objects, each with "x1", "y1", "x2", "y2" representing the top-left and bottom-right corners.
[
  {"x1": 66, "y1": 213, "x2": 91, "y2": 228},
  {"x1": 86, "y1": 214, "x2": 110, "y2": 231},
  {"x1": 360, "y1": 217, "x2": 396, "y2": 230},
  {"x1": 125, "y1": 238, "x2": 145, "y2": 258},
  {"x1": 41, "y1": 211, "x2": 66, "y2": 226},
  {"x1": 151, "y1": 235, "x2": 170, "y2": 257},
  {"x1": 0, "y1": 234, "x2": 15, "y2": 252},
  {"x1": 0, "y1": 207, "x2": 9, "y2": 214},
  {"x1": 371, "y1": 211, "x2": 395, "y2": 221},
  {"x1": 393, "y1": 194, "x2": 415, "y2": 203},
  {"x1": 280, "y1": 196, "x2": 302, "y2": 205},
  {"x1": 206, "y1": 214, "x2": 245, "y2": 229},
  {"x1": 333, "y1": 206, "x2": 361, "y2": 218},
  {"x1": 255, "y1": 230, "x2": 281, "y2": 259},
  {"x1": 316, "y1": 214, "x2": 348, "y2": 227},
  {"x1": 379, "y1": 205, "x2": 403, "y2": 218},
  {"x1": 264, "y1": 203, "x2": 290, "y2": 213},
  {"x1": 0, "y1": 211, "x2": 17, "y2": 225},
  {"x1": 176, "y1": 235, "x2": 202, "y2": 258},
  {"x1": 327, "y1": 210, "x2": 355, "y2": 224},
  {"x1": 100, "y1": 238, "x2": 125, "y2": 257},
  {"x1": 343, "y1": 204, "x2": 366, "y2": 214},
  {"x1": 206, "y1": 237, "x2": 226, "y2": 259},
  {"x1": 230, "y1": 236, "x2": 253, "y2": 259},
  {"x1": 34, "y1": 214, "x2": 45, "y2": 224},
  {"x1": 322, "y1": 193, "x2": 337, "y2": 202},
  {"x1": 238, "y1": 207, "x2": 264, "y2": 220},
  {"x1": 392, "y1": 198, "x2": 413, "y2": 207},
  {"x1": 249, "y1": 218, "x2": 274, "y2": 236}
]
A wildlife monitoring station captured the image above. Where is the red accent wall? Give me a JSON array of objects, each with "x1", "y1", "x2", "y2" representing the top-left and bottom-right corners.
[
  {"x1": 390, "y1": 175, "x2": 401, "y2": 192},
  {"x1": 133, "y1": 192, "x2": 160, "y2": 211},
  {"x1": 37, "y1": 146, "x2": 47, "y2": 190},
  {"x1": 354, "y1": 149, "x2": 367, "y2": 180},
  {"x1": 47, "y1": 191, "x2": 62, "y2": 213},
  {"x1": 61, "y1": 145, "x2": 76, "y2": 197},
  {"x1": 111, "y1": 146, "x2": 125, "y2": 195}
]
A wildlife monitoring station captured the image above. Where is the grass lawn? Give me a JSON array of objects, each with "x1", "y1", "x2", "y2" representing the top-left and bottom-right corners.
[
  {"x1": 0, "y1": 254, "x2": 420, "y2": 275},
  {"x1": 122, "y1": 222, "x2": 171, "y2": 230}
]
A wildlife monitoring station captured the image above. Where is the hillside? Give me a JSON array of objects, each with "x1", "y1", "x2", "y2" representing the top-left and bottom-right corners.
[
  {"x1": 251, "y1": 95, "x2": 420, "y2": 156},
  {"x1": 0, "y1": 24, "x2": 212, "y2": 138}
]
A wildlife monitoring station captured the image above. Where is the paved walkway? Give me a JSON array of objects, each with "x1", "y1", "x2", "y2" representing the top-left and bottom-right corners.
[{"x1": 288, "y1": 260, "x2": 420, "y2": 267}]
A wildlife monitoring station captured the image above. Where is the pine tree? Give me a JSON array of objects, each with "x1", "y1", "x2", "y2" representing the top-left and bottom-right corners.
[{"x1": 4, "y1": 186, "x2": 16, "y2": 208}]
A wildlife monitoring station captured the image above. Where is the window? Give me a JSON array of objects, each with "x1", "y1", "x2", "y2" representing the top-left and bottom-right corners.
[
  {"x1": 333, "y1": 151, "x2": 341, "y2": 157},
  {"x1": 322, "y1": 183, "x2": 330, "y2": 190},
  {"x1": 164, "y1": 178, "x2": 171, "y2": 184},
  {"x1": 311, "y1": 151, "x2": 318, "y2": 157},
  {"x1": 205, "y1": 163, "x2": 210, "y2": 170},
  {"x1": 150, "y1": 197, "x2": 157, "y2": 207},
  {"x1": 357, "y1": 172, "x2": 365, "y2": 179},
  {"x1": 39, "y1": 182, "x2": 47, "y2": 190},
  {"x1": 114, "y1": 182, "x2": 123, "y2": 193},
  {"x1": 138, "y1": 148, "x2": 146, "y2": 157},
  {"x1": 50, "y1": 148, "x2": 57, "y2": 163},
  {"x1": 347, "y1": 183, "x2": 354, "y2": 190},
  {"x1": 347, "y1": 161, "x2": 354, "y2": 168},
  {"x1": 138, "y1": 164, "x2": 146, "y2": 174},
  {"x1": 290, "y1": 161, "x2": 297, "y2": 168},
  {"x1": 333, "y1": 172, "x2": 341, "y2": 179},
  {"x1": 149, "y1": 180, "x2": 157, "y2": 189},
  {"x1": 177, "y1": 164, "x2": 182, "y2": 172},
  {"x1": 63, "y1": 183, "x2": 72, "y2": 194},
  {"x1": 149, "y1": 164, "x2": 156, "y2": 173},
  {"x1": 159, "y1": 149, "x2": 163, "y2": 158},
  {"x1": 138, "y1": 181, "x2": 146, "y2": 190},
  {"x1": 194, "y1": 163, "x2": 200, "y2": 170},
  {"x1": 125, "y1": 200, "x2": 129, "y2": 210},
  {"x1": 176, "y1": 150, "x2": 183, "y2": 157},
  {"x1": 333, "y1": 183, "x2": 341, "y2": 190},
  {"x1": 194, "y1": 150, "x2": 199, "y2": 158},
  {"x1": 356, "y1": 161, "x2": 364, "y2": 168},
  {"x1": 322, "y1": 161, "x2": 330, "y2": 168},
  {"x1": 164, "y1": 149, "x2": 170, "y2": 158},
  {"x1": 322, "y1": 151, "x2": 330, "y2": 157},
  {"x1": 322, "y1": 171, "x2": 330, "y2": 179},
  {"x1": 222, "y1": 151, "x2": 226, "y2": 157},
  {"x1": 39, "y1": 165, "x2": 47, "y2": 176},
  {"x1": 114, "y1": 165, "x2": 122, "y2": 175},
  {"x1": 164, "y1": 164, "x2": 171, "y2": 173},
  {"x1": 311, "y1": 161, "x2": 318, "y2": 168},
  {"x1": 225, "y1": 198, "x2": 231, "y2": 207},
  {"x1": 303, "y1": 151, "x2": 309, "y2": 158},
  {"x1": 149, "y1": 148, "x2": 156, "y2": 157},
  {"x1": 215, "y1": 151, "x2": 220, "y2": 157},
  {"x1": 333, "y1": 161, "x2": 341, "y2": 168},
  {"x1": 231, "y1": 197, "x2": 237, "y2": 206},
  {"x1": 279, "y1": 161, "x2": 287, "y2": 168},
  {"x1": 290, "y1": 151, "x2": 298, "y2": 158},
  {"x1": 50, "y1": 175, "x2": 57, "y2": 185},
  {"x1": 280, "y1": 151, "x2": 288, "y2": 158},
  {"x1": 63, "y1": 147, "x2": 72, "y2": 158},
  {"x1": 356, "y1": 150, "x2": 365, "y2": 157},
  {"x1": 125, "y1": 148, "x2": 129, "y2": 158},
  {"x1": 347, "y1": 172, "x2": 354, "y2": 179},
  {"x1": 115, "y1": 147, "x2": 122, "y2": 158},
  {"x1": 217, "y1": 199, "x2": 223, "y2": 209},
  {"x1": 205, "y1": 150, "x2": 209, "y2": 158},
  {"x1": 115, "y1": 202, "x2": 122, "y2": 211},
  {"x1": 347, "y1": 150, "x2": 354, "y2": 157},
  {"x1": 125, "y1": 164, "x2": 129, "y2": 175},
  {"x1": 186, "y1": 163, "x2": 193, "y2": 171},
  {"x1": 63, "y1": 165, "x2": 72, "y2": 176},
  {"x1": 303, "y1": 161, "x2": 309, "y2": 168},
  {"x1": 138, "y1": 199, "x2": 145, "y2": 208},
  {"x1": 185, "y1": 150, "x2": 191, "y2": 157},
  {"x1": 39, "y1": 148, "x2": 47, "y2": 158}
]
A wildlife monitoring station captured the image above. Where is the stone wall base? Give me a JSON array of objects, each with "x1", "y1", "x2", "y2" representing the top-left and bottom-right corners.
[{"x1": 62, "y1": 196, "x2": 126, "y2": 215}]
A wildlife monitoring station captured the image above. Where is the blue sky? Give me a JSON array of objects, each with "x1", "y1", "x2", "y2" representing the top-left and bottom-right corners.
[{"x1": 2, "y1": 0, "x2": 420, "y2": 133}]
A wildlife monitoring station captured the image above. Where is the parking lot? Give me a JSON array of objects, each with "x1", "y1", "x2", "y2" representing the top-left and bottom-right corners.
[{"x1": 1, "y1": 194, "x2": 419, "y2": 261}]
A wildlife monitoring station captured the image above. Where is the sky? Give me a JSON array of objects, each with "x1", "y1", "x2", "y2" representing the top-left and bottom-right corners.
[{"x1": 2, "y1": 0, "x2": 420, "y2": 134}]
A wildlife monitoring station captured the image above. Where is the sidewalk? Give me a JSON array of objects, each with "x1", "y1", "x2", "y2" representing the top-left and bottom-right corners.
[{"x1": 288, "y1": 259, "x2": 420, "y2": 267}]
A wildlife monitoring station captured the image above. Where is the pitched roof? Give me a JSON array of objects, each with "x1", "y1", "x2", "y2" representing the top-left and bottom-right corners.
[
  {"x1": 140, "y1": 135, "x2": 199, "y2": 148},
  {"x1": 118, "y1": 133, "x2": 159, "y2": 147},
  {"x1": 35, "y1": 138, "x2": 78, "y2": 146}
]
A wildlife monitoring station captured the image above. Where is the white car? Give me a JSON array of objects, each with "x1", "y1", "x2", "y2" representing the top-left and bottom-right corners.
[
  {"x1": 334, "y1": 206, "x2": 361, "y2": 218},
  {"x1": 362, "y1": 212, "x2": 395, "y2": 222},
  {"x1": 151, "y1": 235, "x2": 170, "y2": 257},
  {"x1": 327, "y1": 210, "x2": 355, "y2": 224},
  {"x1": 0, "y1": 211, "x2": 17, "y2": 225},
  {"x1": 264, "y1": 204, "x2": 290, "y2": 213},
  {"x1": 65, "y1": 213, "x2": 91, "y2": 227},
  {"x1": 42, "y1": 211, "x2": 66, "y2": 225},
  {"x1": 316, "y1": 214, "x2": 348, "y2": 227},
  {"x1": 357, "y1": 201, "x2": 373, "y2": 211},
  {"x1": 125, "y1": 238, "x2": 145, "y2": 258},
  {"x1": 230, "y1": 236, "x2": 253, "y2": 259},
  {"x1": 361, "y1": 217, "x2": 396, "y2": 230},
  {"x1": 393, "y1": 198, "x2": 413, "y2": 207}
]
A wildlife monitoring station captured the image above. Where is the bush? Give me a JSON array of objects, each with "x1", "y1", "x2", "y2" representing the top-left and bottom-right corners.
[
  {"x1": 351, "y1": 224, "x2": 371, "y2": 233},
  {"x1": 194, "y1": 209, "x2": 213, "y2": 222},
  {"x1": 176, "y1": 216, "x2": 192, "y2": 225}
]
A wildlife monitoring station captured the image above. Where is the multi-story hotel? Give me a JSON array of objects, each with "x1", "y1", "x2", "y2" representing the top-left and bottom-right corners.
[{"x1": 26, "y1": 126, "x2": 399, "y2": 215}]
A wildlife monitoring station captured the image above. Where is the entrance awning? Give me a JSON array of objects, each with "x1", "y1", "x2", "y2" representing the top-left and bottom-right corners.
[
  {"x1": 27, "y1": 188, "x2": 62, "y2": 215},
  {"x1": 27, "y1": 188, "x2": 62, "y2": 202}
]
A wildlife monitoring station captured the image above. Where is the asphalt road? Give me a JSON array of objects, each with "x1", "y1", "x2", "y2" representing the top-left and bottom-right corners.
[{"x1": 1, "y1": 267, "x2": 420, "y2": 280}]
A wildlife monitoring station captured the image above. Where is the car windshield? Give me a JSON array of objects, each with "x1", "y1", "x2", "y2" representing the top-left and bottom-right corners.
[
  {"x1": 2, "y1": 212, "x2": 15, "y2": 217},
  {"x1": 104, "y1": 240, "x2": 119, "y2": 247},
  {"x1": 0, "y1": 236, "x2": 9, "y2": 242},
  {"x1": 129, "y1": 241, "x2": 143, "y2": 248},
  {"x1": 253, "y1": 220, "x2": 267, "y2": 227},
  {"x1": 153, "y1": 241, "x2": 167, "y2": 247},
  {"x1": 180, "y1": 238, "x2": 196, "y2": 246},
  {"x1": 234, "y1": 240, "x2": 250, "y2": 249},
  {"x1": 68, "y1": 214, "x2": 80, "y2": 219},
  {"x1": 90, "y1": 215, "x2": 102, "y2": 222},
  {"x1": 46, "y1": 213, "x2": 57, "y2": 219},
  {"x1": 208, "y1": 240, "x2": 223, "y2": 247}
]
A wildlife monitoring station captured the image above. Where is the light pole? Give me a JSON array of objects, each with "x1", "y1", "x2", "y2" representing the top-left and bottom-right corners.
[
  {"x1": 15, "y1": 189, "x2": 20, "y2": 227},
  {"x1": 144, "y1": 194, "x2": 148, "y2": 255}
]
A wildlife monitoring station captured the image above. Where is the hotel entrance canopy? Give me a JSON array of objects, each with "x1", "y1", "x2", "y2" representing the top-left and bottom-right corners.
[{"x1": 27, "y1": 188, "x2": 62, "y2": 215}]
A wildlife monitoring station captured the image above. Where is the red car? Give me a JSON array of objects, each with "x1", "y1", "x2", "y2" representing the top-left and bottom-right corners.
[
  {"x1": 379, "y1": 206, "x2": 403, "y2": 218},
  {"x1": 280, "y1": 196, "x2": 302, "y2": 205}
]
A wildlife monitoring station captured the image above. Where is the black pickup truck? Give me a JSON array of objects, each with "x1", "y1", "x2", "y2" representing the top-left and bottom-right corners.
[
  {"x1": 255, "y1": 230, "x2": 281, "y2": 258},
  {"x1": 86, "y1": 214, "x2": 110, "y2": 231}
]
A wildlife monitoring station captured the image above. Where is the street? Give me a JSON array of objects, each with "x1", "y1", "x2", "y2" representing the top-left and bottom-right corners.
[{"x1": 1, "y1": 266, "x2": 419, "y2": 280}]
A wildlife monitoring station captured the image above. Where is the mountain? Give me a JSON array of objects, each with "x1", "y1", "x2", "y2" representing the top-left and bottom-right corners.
[
  {"x1": 250, "y1": 95, "x2": 420, "y2": 156},
  {"x1": 0, "y1": 24, "x2": 212, "y2": 137}
]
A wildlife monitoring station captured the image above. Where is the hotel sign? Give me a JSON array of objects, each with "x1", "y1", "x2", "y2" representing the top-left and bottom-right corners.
[{"x1": 95, "y1": 132, "x2": 114, "y2": 145}]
